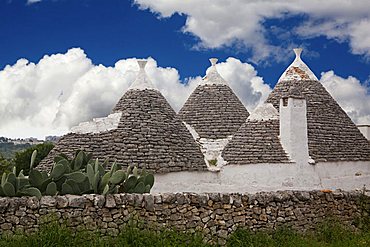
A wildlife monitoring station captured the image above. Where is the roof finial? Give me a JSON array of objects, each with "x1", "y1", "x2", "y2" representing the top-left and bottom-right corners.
[
  {"x1": 278, "y1": 48, "x2": 318, "y2": 82},
  {"x1": 201, "y1": 58, "x2": 227, "y2": 85},
  {"x1": 128, "y1": 59, "x2": 156, "y2": 91},
  {"x1": 293, "y1": 48, "x2": 302, "y2": 60},
  {"x1": 209, "y1": 58, "x2": 218, "y2": 66},
  {"x1": 137, "y1": 60, "x2": 147, "y2": 70}
]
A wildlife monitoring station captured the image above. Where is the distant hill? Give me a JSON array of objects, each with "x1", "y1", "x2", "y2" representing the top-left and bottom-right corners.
[
  {"x1": 0, "y1": 136, "x2": 59, "y2": 160},
  {"x1": 0, "y1": 142, "x2": 32, "y2": 159}
]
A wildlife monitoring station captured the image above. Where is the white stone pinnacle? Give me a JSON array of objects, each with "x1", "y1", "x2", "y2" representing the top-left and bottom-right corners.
[
  {"x1": 293, "y1": 48, "x2": 302, "y2": 59},
  {"x1": 128, "y1": 59, "x2": 157, "y2": 91},
  {"x1": 202, "y1": 57, "x2": 227, "y2": 85},
  {"x1": 278, "y1": 48, "x2": 318, "y2": 82},
  {"x1": 137, "y1": 60, "x2": 147, "y2": 70},
  {"x1": 210, "y1": 58, "x2": 218, "y2": 66}
]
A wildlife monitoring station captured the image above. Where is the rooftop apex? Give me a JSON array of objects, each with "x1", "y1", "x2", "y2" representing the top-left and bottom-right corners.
[
  {"x1": 128, "y1": 59, "x2": 157, "y2": 91},
  {"x1": 248, "y1": 103, "x2": 279, "y2": 122},
  {"x1": 201, "y1": 58, "x2": 228, "y2": 85},
  {"x1": 278, "y1": 48, "x2": 318, "y2": 82}
]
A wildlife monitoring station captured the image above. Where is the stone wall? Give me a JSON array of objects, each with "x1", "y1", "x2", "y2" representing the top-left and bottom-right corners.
[
  {"x1": 39, "y1": 89, "x2": 207, "y2": 173},
  {"x1": 0, "y1": 191, "x2": 367, "y2": 245}
]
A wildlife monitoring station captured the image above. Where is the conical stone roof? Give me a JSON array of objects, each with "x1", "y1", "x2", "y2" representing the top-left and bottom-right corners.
[
  {"x1": 39, "y1": 60, "x2": 206, "y2": 173},
  {"x1": 266, "y1": 49, "x2": 370, "y2": 162},
  {"x1": 178, "y1": 58, "x2": 250, "y2": 139},
  {"x1": 222, "y1": 103, "x2": 290, "y2": 164}
]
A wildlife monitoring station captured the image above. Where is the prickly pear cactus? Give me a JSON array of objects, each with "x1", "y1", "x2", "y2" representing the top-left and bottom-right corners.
[
  {"x1": 0, "y1": 150, "x2": 155, "y2": 198},
  {"x1": 119, "y1": 166, "x2": 155, "y2": 194},
  {"x1": 0, "y1": 150, "x2": 42, "y2": 198},
  {"x1": 29, "y1": 150, "x2": 91, "y2": 196}
]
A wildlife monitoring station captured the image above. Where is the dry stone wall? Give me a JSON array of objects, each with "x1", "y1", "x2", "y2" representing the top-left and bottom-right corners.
[
  {"x1": 178, "y1": 84, "x2": 249, "y2": 139},
  {"x1": 0, "y1": 191, "x2": 366, "y2": 244},
  {"x1": 223, "y1": 119, "x2": 290, "y2": 164},
  {"x1": 39, "y1": 89, "x2": 207, "y2": 173}
]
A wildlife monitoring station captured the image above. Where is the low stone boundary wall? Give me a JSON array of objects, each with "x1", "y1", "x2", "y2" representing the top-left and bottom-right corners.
[{"x1": 0, "y1": 191, "x2": 367, "y2": 244}]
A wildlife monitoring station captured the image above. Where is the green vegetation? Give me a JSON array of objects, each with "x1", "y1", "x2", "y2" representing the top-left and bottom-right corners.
[
  {"x1": 0, "y1": 151, "x2": 42, "y2": 198},
  {"x1": 0, "y1": 220, "x2": 368, "y2": 247},
  {"x1": 13, "y1": 142, "x2": 54, "y2": 175},
  {"x1": 0, "y1": 141, "x2": 31, "y2": 159},
  {"x1": 208, "y1": 159, "x2": 217, "y2": 166},
  {"x1": 0, "y1": 153, "x2": 13, "y2": 175},
  {"x1": 0, "y1": 150, "x2": 155, "y2": 198},
  {"x1": 0, "y1": 142, "x2": 54, "y2": 177},
  {"x1": 227, "y1": 222, "x2": 370, "y2": 247},
  {"x1": 354, "y1": 186, "x2": 370, "y2": 231},
  {"x1": 0, "y1": 222, "x2": 209, "y2": 247}
]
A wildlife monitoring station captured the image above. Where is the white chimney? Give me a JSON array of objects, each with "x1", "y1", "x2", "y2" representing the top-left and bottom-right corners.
[{"x1": 279, "y1": 86, "x2": 310, "y2": 164}]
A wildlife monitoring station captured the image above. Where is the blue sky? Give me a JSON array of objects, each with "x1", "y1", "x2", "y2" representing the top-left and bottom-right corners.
[
  {"x1": 1, "y1": 0, "x2": 369, "y2": 84},
  {"x1": 1, "y1": 0, "x2": 370, "y2": 138}
]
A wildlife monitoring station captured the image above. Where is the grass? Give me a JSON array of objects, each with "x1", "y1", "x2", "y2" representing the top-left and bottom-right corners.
[
  {"x1": 0, "y1": 220, "x2": 369, "y2": 246},
  {"x1": 227, "y1": 221, "x2": 370, "y2": 247},
  {"x1": 208, "y1": 159, "x2": 217, "y2": 166},
  {"x1": 0, "y1": 222, "x2": 210, "y2": 247}
]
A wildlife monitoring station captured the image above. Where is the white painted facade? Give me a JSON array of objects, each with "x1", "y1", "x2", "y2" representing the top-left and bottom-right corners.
[
  {"x1": 152, "y1": 78, "x2": 370, "y2": 194},
  {"x1": 183, "y1": 122, "x2": 230, "y2": 169},
  {"x1": 152, "y1": 160, "x2": 370, "y2": 193}
]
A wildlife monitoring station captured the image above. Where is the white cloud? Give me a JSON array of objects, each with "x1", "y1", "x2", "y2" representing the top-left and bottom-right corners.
[
  {"x1": 135, "y1": 0, "x2": 370, "y2": 61},
  {"x1": 214, "y1": 58, "x2": 271, "y2": 110},
  {"x1": 0, "y1": 48, "x2": 267, "y2": 139},
  {"x1": 27, "y1": 0, "x2": 42, "y2": 4},
  {"x1": 1, "y1": 48, "x2": 369, "y2": 140},
  {"x1": 320, "y1": 71, "x2": 370, "y2": 124}
]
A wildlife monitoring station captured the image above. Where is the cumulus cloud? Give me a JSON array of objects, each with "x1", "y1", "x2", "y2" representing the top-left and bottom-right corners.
[
  {"x1": 27, "y1": 0, "x2": 42, "y2": 4},
  {"x1": 320, "y1": 71, "x2": 370, "y2": 124},
  {"x1": 134, "y1": 0, "x2": 370, "y2": 61},
  {"x1": 213, "y1": 58, "x2": 271, "y2": 110},
  {"x1": 0, "y1": 48, "x2": 267, "y2": 139}
]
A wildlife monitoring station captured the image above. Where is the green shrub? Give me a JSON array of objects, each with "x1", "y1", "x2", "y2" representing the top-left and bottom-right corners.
[
  {"x1": 208, "y1": 159, "x2": 217, "y2": 166},
  {"x1": 0, "y1": 142, "x2": 31, "y2": 159},
  {"x1": 14, "y1": 142, "x2": 54, "y2": 175},
  {"x1": 0, "y1": 153, "x2": 13, "y2": 176}
]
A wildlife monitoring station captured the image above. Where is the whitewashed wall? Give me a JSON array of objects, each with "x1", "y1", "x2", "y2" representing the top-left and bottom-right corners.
[{"x1": 152, "y1": 161, "x2": 370, "y2": 193}]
